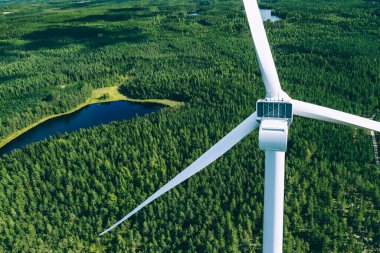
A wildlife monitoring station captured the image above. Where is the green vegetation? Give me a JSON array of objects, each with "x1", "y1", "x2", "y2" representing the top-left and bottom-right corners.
[
  {"x1": 0, "y1": 0, "x2": 379, "y2": 252},
  {"x1": 99, "y1": 92, "x2": 110, "y2": 100}
]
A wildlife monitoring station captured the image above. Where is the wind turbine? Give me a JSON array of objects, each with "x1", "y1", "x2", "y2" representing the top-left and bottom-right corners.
[{"x1": 100, "y1": 0, "x2": 380, "y2": 252}]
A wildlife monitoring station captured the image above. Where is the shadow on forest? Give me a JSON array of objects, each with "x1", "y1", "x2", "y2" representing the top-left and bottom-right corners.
[
  {"x1": 0, "y1": 73, "x2": 29, "y2": 83},
  {"x1": 22, "y1": 26, "x2": 148, "y2": 50},
  {"x1": 0, "y1": 42, "x2": 11, "y2": 54},
  {"x1": 0, "y1": 42, "x2": 20, "y2": 61},
  {"x1": 0, "y1": 42, "x2": 11, "y2": 47}
]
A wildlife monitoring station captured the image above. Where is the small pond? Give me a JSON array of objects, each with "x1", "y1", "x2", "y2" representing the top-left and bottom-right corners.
[
  {"x1": 259, "y1": 9, "x2": 282, "y2": 22},
  {"x1": 0, "y1": 101, "x2": 161, "y2": 155}
]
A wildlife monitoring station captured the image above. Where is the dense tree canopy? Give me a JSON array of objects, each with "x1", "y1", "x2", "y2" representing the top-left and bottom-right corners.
[{"x1": 0, "y1": 0, "x2": 379, "y2": 252}]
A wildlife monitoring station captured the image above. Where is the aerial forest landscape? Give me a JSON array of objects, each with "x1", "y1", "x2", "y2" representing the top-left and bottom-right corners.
[{"x1": 0, "y1": 0, "x2": 379, "y2": 251}]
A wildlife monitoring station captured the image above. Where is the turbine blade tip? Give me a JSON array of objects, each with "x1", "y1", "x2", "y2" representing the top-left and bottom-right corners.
[{"x1": 99, "y1": 231, "x2": 107, "y2": 236}]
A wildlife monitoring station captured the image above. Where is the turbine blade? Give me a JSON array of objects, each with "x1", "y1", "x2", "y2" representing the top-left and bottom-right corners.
[
  {"x1": 243, "y1": 0, "x2": 282, "y2": 98},
  {"x1": 292, "y1": 99, "x2": 380, "y2": 132},
  {"x1": 99, "y1": 112, "x2": 259, "y2": 235}
]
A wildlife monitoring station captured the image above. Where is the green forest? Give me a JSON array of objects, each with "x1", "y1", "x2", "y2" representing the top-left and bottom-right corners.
[{"x1": 0, "y1": 0, "x2": 379, "y2": 251}]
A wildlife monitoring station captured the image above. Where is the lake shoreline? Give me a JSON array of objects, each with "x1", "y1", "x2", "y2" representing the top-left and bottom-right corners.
[{"x1": 0, "y1": 86, "x2": 183, "y2": 150}]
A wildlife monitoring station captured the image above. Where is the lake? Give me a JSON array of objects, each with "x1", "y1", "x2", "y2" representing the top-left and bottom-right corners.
[
  {"x1": 0, "y1": 101, "x2": 161, "y2": 155},
  {"x1": 259, "y1": 9, "x2": 282, "y2": 22}
]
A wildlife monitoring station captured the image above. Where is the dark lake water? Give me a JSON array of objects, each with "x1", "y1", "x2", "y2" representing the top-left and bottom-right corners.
[{"x1": 0, "y1": 101, "x2": 161, "y2": 155}]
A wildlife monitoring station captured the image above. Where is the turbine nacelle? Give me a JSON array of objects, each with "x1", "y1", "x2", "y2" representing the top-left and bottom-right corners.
[
  {"x1": 256, "y1": 97, "x2": 293, "y2": 152},
  {"x1": 256, "y1": 98, "x2": 293, "y2": 125}
]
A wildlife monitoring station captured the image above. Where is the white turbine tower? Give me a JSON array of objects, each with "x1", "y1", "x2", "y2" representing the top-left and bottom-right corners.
[{"x1": 100, "y1": 0, "x2": 380, "y2": 252}]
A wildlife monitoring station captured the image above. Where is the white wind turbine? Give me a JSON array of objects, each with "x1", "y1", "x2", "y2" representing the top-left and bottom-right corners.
[{"x1": 100, "y1": 0, "x2": 380, "y2": 252}]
